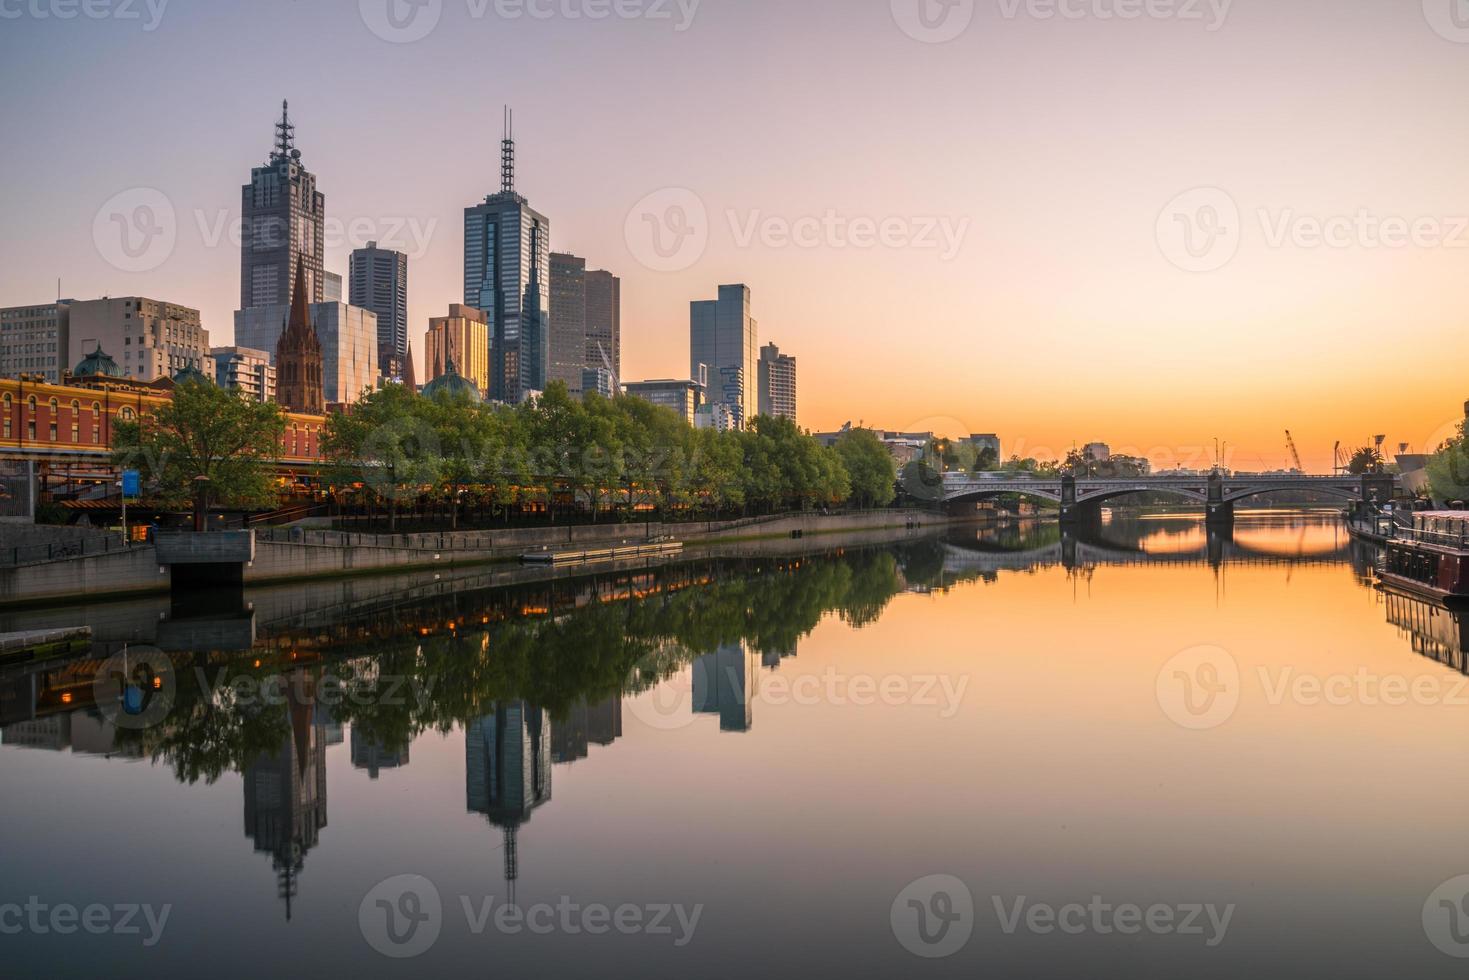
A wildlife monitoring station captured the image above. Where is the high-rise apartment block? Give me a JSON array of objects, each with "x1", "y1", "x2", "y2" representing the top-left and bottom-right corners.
[
  {"x1": 211, "y1": 346, "x2": 276, "y2": 403},
  {"x1": 758, "y1": 343, "x2": 797, "y2": 422}
]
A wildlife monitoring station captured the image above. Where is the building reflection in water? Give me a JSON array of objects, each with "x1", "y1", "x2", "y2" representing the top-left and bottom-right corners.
[
  {"x1": 551, "y1": 696, "x2": 622, "y2": 765},
  {"x1": 761, "y1": 646, "x2": 796, "y2": 671},
  {"x1": 350, "y1": 727, "x2": 410, "y2": 779},
  {"x1": 242, "y1": 671, "x2": 328, "y2": 921},
  {"x1": 693, "y1": 642, "x2": 756, "y2": 733},
  {"x1": 466, "y1": 702, "x2": 553, "y2": 901}
]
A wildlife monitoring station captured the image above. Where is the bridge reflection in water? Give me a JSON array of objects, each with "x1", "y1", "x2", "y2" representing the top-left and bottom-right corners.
[{"x1": 940, "y1": 511, "x2": 1372, "y2": 577}]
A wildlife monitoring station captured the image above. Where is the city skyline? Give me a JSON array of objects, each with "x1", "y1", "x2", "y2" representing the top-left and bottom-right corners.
[{"x1": 5, "y1": 2, "x2": 1469, "y2": 466}]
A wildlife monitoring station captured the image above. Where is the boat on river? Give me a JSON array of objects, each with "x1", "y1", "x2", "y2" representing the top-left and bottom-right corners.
[{"x1": 1376, "y1": 512, "x2": 1469, "y2": 605}]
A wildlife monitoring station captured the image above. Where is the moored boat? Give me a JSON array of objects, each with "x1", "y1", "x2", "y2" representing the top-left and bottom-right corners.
[{"x1": 1378, "y1": 511, "x2": 1469, "y2": 605}]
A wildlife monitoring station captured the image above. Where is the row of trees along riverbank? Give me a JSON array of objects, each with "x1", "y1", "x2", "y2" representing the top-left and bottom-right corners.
[{"x1": 110, "y1": 379, "x2": 900, "y2": 532}]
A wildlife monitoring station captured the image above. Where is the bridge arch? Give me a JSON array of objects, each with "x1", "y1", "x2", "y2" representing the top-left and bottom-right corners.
[
  {"x1": 946, "y1": 487, "x2": 1064, "y2": 507},
  {"x1": 1219, "y1": 483, "x2": 1362, "y2": 505},
  {"x1": 1072, "y1": 486, "x2": 1210, "y2": 507}
]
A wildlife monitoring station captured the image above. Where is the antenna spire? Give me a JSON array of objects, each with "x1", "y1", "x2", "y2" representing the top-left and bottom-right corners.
[
  {"x1": 501, "y1": 106, "x2": 515, "y2": 194},
  {"x1": 273, "y1": 99, "x2": 296, "y2": 163}
]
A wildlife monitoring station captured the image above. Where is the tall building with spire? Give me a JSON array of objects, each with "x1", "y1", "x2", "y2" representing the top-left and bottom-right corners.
[
  {"x1": 464, "y1": 108, "x2": 550, "y2": 403},
  {"x1": 466, "y1": 702, "x2": 552, "y2": 901},
  {"x1": 275, "y1": 260, "x2": 325, "y2": 414},
  {"x1": 242, "y1": 670, "x2": 328, "y2": 921},
  {"x1": 242, "y1": 100, "x2": 325, "y2": 311}
]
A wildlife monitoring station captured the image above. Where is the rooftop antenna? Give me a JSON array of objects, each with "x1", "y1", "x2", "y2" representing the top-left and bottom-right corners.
[
  {"x1": 501, "y1": 106, "x2": 515, "y2": 194},
  {"x1": 274, "y1": 99, "x2": 295, "y2": 163}
]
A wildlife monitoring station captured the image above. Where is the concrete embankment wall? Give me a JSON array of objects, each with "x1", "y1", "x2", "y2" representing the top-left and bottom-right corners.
[{"x1": 0, "y1": 509, "x2": 958, "y2": 606}]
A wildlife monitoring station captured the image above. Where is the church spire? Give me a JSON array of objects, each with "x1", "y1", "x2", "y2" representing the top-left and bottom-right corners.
[{"x1": 275, "y1": 258, "x2": 324, "y2": 414}]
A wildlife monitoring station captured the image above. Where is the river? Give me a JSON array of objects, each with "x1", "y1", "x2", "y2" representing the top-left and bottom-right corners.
[{"x1": 2, "y1": 510, "x2": 1467, "y2": 977}]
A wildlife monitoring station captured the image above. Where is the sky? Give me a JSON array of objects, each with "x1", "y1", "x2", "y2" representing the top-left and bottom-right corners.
[{"x1": 2, "y1": 0, "x2": 1468, "y2": 471}]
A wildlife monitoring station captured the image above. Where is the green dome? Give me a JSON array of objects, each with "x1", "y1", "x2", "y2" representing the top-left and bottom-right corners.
[
  {"x1": 421, "y1": 359, "x2": 481, "y2": 403},
  {"x1": 172, "y1": 364, "x2": 213, "y2": 387},
  {"x1": 74, "y1": 345, "x2": 124, "y2": 379}
]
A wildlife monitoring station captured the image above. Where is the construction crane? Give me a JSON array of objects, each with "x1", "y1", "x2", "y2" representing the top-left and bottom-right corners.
[
  {"x1": 1334, "y1": 441, "x2": 1345, "y2": 475},
  {"x1": 1285, "y1": 430, "x2": 1304, "y2": 474}
]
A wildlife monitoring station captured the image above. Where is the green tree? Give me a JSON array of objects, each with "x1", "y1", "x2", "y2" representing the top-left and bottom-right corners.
[
  {"x1": 834, "y1": 428, "x2": 896, "y2": 508},
  {"x1": 112, "y1": 379, "x2": 286, "y2": 529},
  {"x1": 322, "y1": 383, "x2": 439, "y2": 532},
  {"x1": 1428, "y1": 425, "x2": 1469, "y2": 502},
  {"x1": 422, "y1": 386, "x2": 498, "y2": 531}
]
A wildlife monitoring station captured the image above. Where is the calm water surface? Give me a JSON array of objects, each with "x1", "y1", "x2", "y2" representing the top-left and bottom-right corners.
[{"x1": 3, "y1": 511, "x2": 1468, "y2": 978}]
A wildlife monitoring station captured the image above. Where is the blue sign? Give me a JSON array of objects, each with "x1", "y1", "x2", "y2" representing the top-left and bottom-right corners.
[{"x1": 122, "y1": 470, "x2": 140, "y2": 499}]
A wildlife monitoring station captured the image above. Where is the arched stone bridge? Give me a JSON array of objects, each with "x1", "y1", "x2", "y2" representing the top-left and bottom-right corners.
[{"x1": 937, "y1": 472, "x2": 1399, "y2": 524}]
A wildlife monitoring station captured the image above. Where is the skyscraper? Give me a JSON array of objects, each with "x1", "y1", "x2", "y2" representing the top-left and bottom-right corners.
[
  {"x1": 690, "y1": 284, "x2": 757, "y2": 429},
  {"x1": 349, "y1": 242, "x2": 409, "y2": 382},
  {"x1": 241, "y1": 101, "x2": 325, "y2": 311},
  {"x1": 549, "y1": 252, "x2": 586, "y2": 393},
  {"x1": 584, "y1": 268, "x2": 620, "y2": 385},
  {"x1": 464, "y1": 109, "x2": 550, "y2": 404},
  {"x1": 758, "y1": 342, "x2": 797, "y2": 422}
]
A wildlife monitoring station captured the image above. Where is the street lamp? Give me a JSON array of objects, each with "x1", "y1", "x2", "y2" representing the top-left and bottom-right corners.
[{"x1": 115, "y1": 476, "x2": 129, "y2": 547}]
